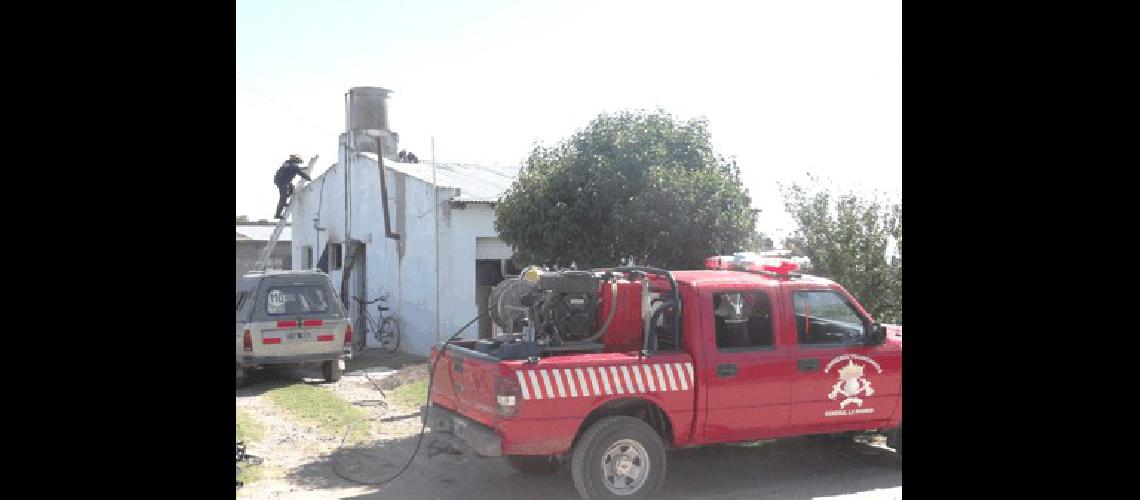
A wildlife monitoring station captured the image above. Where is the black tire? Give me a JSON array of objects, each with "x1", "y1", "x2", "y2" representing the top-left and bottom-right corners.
[
  {"x1": 504, "y1": 455, "x2": 560, "y2": 475},
  {"x1": 379, "y1": 317, "x2": 401, "y2": 353},
  {"x1": 571, "y1": 416, "x2": 667, "y2": 500},
  {"x1": 322, "y1": 360, "x2": 342, "y2": 383},
  {"x1": 887, "y1": 425, "x2": 902, "y2": 456},
  {"x1": 237, "y1": 363, "x2": 249, "y2": 389}
]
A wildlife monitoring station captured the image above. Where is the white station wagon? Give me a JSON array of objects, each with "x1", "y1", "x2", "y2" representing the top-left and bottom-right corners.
[{"x1": 236, "y1": 270, "x2": 353, "y2": 388}]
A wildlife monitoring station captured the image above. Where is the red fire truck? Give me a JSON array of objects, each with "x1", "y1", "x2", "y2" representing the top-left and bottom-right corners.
[{"x1": 424, "y1": 254, "x2": 901, "y2": 499}]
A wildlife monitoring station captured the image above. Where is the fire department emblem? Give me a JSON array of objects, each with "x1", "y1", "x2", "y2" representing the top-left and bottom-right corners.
[{"x1": 825, "y1": 354, "x2": 882, "y2": 409}]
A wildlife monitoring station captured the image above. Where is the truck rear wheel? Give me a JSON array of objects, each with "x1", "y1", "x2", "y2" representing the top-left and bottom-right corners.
[
  {"x1": 505, "y1": 455, "x2": 560, "y2": 475},
  {"x1": 571, "y1": 416, "x2": 666, "y2": 500},
  {"x1": 322, "y1": 360, "x2": 342, "y2": 383}
]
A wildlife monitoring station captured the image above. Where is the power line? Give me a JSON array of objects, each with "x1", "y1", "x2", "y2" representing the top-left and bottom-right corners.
[{"x1": 236, "y1": 75, "x2": 325, "y2": 132}]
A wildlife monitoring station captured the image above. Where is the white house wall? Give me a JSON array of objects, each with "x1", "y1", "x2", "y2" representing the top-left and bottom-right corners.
[{"x1": 292, "y1": 154, "x2": 506, "y2": 356}]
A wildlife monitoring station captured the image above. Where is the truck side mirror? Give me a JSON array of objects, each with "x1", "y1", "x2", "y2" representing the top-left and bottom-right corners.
[{"x1": 865, "y1": 322, "x2": 887, "y2": 346}]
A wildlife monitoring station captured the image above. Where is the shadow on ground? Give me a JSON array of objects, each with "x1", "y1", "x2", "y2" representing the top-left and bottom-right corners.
[
  {"x1": 236, "y1": 364, "x2": 334, "y2": 397},
  {"x1": 236, "y1": 349, "x2": 427, "y2": 398},
  {"x1": 284, "y1": 434, "x2": 900, "y2": 499}
]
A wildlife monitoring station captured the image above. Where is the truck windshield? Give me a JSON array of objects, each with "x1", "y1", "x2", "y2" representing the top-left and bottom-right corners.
[{"x1": 265, "y1": 285, "x2": 330, "y2": 315}]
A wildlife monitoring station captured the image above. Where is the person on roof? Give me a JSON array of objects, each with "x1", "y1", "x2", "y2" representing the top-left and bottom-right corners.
[{"x1": 273, "y1": 154, "x2": 311, "y2": 219}]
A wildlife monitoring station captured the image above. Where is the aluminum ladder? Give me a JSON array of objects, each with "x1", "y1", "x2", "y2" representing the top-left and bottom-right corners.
[{"x1": 254, "y1": 155, "x2": 318, "y2": 272}]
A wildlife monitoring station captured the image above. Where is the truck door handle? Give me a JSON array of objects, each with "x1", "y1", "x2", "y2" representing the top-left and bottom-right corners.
[
  {"x1": 717, "y1": 363, "x2": 737, "y2": 377},
  {"x1": 797, "y1": 358, "x2": 820, "y2": 372}
]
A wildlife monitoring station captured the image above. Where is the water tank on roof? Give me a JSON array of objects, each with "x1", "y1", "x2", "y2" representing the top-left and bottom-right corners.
[{"x1": 349, "y1": 87, "x2": 392, "y2": 132}]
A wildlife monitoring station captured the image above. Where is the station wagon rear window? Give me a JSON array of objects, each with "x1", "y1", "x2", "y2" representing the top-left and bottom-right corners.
[{"x1": 265, "y1": 285, "x2": 330, "y2": 315}]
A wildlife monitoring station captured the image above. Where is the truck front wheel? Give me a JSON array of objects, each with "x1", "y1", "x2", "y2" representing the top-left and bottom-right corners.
[
  {"x1": 571, "y1": 416, "x2": 667, "y2": 500},
  {"x1": 887, "y1": 425, "x2": 902, "y2": 456},
  {"x1": 505, "y1": 455, "x2": 560, "y2": 475}
]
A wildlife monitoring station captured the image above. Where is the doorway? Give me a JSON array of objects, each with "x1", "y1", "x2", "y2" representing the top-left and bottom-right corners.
[{"x1": 475, "y1": 259, "x2": 505, "y2": 339}]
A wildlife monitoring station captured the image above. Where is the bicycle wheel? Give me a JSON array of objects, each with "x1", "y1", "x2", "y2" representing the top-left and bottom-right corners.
[{"x1": 378, "y1": 316, "x2": 401, "y2": 353}]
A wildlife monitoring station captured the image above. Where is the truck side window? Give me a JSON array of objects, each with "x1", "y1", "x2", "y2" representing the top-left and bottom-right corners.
[
  {"x1": 793, "y1": 291, "x2": 866, "y2": 345},
  {"x1": 713, "y1": 292, "x2": 774, "y2": 350}
]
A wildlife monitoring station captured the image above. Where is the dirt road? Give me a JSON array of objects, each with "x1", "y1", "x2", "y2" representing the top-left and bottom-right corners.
[{"x1": 236, "y1": 359, "x2": 901, "y2": 499}]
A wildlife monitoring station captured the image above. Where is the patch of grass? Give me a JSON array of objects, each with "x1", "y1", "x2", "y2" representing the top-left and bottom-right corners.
[
  {"x1": 237, "y1": 462, "x2": 263, "y2": 485},
  {"x1": 236, "y1": 409, "x2": 265, "y2": 443},
  {"x1": 236, "y1": 410, "x2": 266, "y2": 485},
  {"x1": 264, "y1": 384, "x2": 371, "y2": 442},
  {"x1": 390, "y1": 379, "x2": 429, "y2": 408}
]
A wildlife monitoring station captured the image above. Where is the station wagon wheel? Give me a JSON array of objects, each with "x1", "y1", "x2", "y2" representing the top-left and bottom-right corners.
[
  {"x1": 322, "y1": 360, "x2": 342, "y2": 383},
  {"x1": 572, "y1": 416, "x2": 666, "y2": 500},
  {"x1": 236, "y1": 363, "x2": 249, "y2": 389}
]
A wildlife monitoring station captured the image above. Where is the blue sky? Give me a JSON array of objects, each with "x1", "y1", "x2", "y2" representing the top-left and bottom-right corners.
[{"x1": 237, "y1": 0, "x2": 900, "y2": 240}]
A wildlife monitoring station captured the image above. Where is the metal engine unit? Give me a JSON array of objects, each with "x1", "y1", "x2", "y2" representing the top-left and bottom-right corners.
[
  {"x1": 533, "y1": 271, "x2": 600, "y2": 343},
  {"x1": 489, "y1": 268, "x2": 616, "y2": 347}
]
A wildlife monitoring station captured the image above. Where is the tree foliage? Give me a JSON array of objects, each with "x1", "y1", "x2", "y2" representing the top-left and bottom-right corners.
[
  {"x1": 781, "y1": 177, "x2": 902, "y2": 324},
  {"x1": 236, "y1": 215, "x2": 250, "y2": 224},
  {"x1": 495, "y1": 110, "x2": 758, "y2": 270}
]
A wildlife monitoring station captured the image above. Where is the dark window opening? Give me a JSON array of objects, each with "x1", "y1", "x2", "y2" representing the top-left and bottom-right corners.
[
  {"x1": 329, "y1": 243, "x2": 343, "y2": 271},
  {"x1": 651, "y1": 293, "x2": 683, "y2": 352},
  {"x1": 713, "y1": 291, "x2": 774, "y2": 350},
  {"x1": 302, "y1": 246, "x2": 313, "y2": 269},
  {"x1": 476, "y1": 259, "x2": 506, "y2": 339}
]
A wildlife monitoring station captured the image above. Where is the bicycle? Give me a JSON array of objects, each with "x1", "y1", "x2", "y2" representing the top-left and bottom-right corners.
[{"x1": 351, "y1": 295, "x2": 401, "y2": 354}]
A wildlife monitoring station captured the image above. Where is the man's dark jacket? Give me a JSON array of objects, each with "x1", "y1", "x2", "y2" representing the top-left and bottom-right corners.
[{"x1": 274, "y1": 161, "x2": 311, "y2": 186}]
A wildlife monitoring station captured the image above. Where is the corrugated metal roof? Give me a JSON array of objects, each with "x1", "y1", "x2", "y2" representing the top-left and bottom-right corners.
[
  {"x1": 360, "y1": 154, "x2": 519, "y2": 202},
  {"x1": 235, "y1": 225, "x2": 291, "y2": 242}
]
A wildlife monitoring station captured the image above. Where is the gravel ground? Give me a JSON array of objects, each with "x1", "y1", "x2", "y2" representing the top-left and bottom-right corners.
[{"x1": 236, "y1": 357, "x2": 901, "y2": 499}]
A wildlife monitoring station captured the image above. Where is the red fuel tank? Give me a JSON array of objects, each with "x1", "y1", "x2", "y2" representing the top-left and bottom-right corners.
[{"x1": 597, "y1": 279, "x2": 644, "y2": 352}]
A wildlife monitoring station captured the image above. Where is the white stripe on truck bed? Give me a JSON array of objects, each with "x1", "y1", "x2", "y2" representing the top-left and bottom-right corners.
[{"x1": 516, "y1": 363, "x2": 693, "y2": 400}]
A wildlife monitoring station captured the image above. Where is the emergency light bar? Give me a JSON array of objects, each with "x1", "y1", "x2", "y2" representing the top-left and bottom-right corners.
[{"x1": 704, "y1": 252, "x2": 804, "y2": 276}]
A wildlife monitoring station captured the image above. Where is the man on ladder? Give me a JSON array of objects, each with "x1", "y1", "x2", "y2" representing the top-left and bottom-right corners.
[{"x1": 273, "y1": 154, "x2": 311, "y2": 219}]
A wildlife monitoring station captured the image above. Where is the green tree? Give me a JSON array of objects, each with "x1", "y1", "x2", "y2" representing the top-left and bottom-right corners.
[
  {"x1": 746, "y1": 232, "x2": 775, "y2": 253},
  {"x1": 236, "y1": 215, "x2": 250, "y2": 224},
  {"x1": 781, "y1": 176, "x2": 902, "y2": 324},
  {"x1": 495, "y1": 110, "x2": 758, "y2": 269}
]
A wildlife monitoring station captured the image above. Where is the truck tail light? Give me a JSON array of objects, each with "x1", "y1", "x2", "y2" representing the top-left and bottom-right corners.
[
  {"x1": 344, "y1": 324, "x2": 353, "y2": 346},
  {"x1": 243, "y1": 329, "x2": 252, "y2": 352},
  {"x1": 496, "y1": 376, "x2": 521, "y2": 417}
]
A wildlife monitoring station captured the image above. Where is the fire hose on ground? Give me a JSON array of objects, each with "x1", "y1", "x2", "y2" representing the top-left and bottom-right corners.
[{"x1": 329, "y1": 313, "x2": 484, "y2": 487}]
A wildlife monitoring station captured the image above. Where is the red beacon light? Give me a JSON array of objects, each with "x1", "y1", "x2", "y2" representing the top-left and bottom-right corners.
[{"x1": 705, "y1": 252, "x2": 801, "y2": 277}]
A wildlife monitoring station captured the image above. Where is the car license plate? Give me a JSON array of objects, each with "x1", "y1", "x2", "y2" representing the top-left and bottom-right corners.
[{"x1": 288, "y1": 332, "x2": 311, "y2": 340}]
